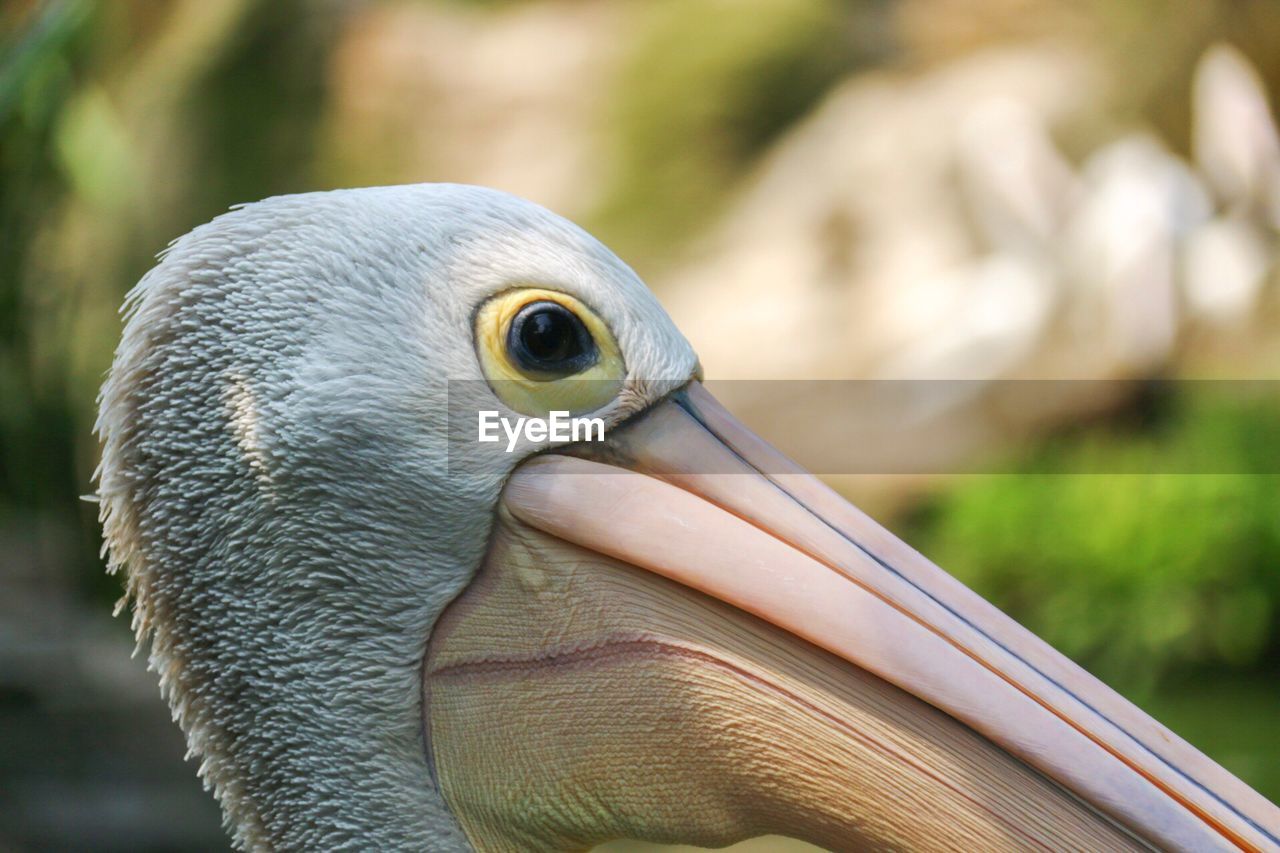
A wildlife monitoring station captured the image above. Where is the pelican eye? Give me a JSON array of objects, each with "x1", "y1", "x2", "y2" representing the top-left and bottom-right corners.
[
  {"x1": 474, "y1": 287, "x2": 625, "y2": 417},
  {"x1": 507, "y1": 301, "x2": 597, "y2": 378}
]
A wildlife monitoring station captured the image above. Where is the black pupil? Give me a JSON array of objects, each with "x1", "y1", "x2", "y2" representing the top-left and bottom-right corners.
[
  {"x1": 510, "y1": 302, "x2": 593, "y2": 374},
  {"x1": 522, "y1": 307, "x2": 577, "y2": 361}
]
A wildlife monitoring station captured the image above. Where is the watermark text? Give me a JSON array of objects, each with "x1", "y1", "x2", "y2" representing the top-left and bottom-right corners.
[{"x1": 478, "y1": 410, "x2": 606, "y2": 452}]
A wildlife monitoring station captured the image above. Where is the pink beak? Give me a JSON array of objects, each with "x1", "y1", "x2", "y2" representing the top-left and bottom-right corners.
[{"x1": 427, "y1": 382, "x2": 1279, "y2": 851}]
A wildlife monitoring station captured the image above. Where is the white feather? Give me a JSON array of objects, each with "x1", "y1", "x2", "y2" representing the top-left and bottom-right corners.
[{"x1": 95, "y1": 183, "x2": 697, "y2": 850}]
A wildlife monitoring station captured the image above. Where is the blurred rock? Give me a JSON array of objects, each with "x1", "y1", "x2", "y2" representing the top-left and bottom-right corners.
[
  {"x1": 1193, "y1": 44, "x2": 1280, "y2": 228},
  {"x1": 658, "y1": 45, "x2": 1098, "y2": 381},
  {"x1": 1186, "y1": 44, "x2": 1280, "y2": 325},
  {"x1": 324, "y1": 0, "x2": 627, "y2": 216},
  {"x1": 654, "y1": 41, "x2": 1279, "y2": 503}
]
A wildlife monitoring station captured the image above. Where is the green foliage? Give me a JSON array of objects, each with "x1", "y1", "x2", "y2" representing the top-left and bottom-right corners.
[
  {"x1": 590, "y1": 0, "x2": 874, "y2": 263},
  {"x1": 0, "y1": 0, "x2": 93, "y2": 520},
  {"x1": 1139, "y1": 674, "x2": 1280, "y2": 801},
  {"x1": 910, "y1": 390, "x2": 1280, "y2": 697},
  {"x1": 0, "y1": 0, "x2": 335, "y2": 602}
]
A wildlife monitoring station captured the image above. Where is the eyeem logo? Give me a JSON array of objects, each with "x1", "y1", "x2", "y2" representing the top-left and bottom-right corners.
[{"x1": 478, "y1": 410, "x2": 606, "y2": 452}]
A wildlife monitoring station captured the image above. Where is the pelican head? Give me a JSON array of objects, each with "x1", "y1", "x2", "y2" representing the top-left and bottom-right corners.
[{"x1": 97, "y1": 184, "x2": 1278, "y2": 851}]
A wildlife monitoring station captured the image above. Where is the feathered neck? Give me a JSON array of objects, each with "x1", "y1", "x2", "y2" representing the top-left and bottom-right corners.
[{"x1": 96, "y1": 190, "x2": 494, "y2": 849}]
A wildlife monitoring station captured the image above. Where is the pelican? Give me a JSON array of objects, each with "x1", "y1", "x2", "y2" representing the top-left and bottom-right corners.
[{"x1": 96, "y1": 184, "x2": 1279, "y2": 851}]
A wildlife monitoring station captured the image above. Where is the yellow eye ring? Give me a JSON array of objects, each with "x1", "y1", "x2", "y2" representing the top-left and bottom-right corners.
[{"x1": 474, "y1": 288, "x2": 624, "y2": 417}]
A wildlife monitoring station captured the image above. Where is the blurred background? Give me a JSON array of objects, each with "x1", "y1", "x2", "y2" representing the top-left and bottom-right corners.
[{"x1": 2, "y1": 0, "x2": 1279, "y2": 849}]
